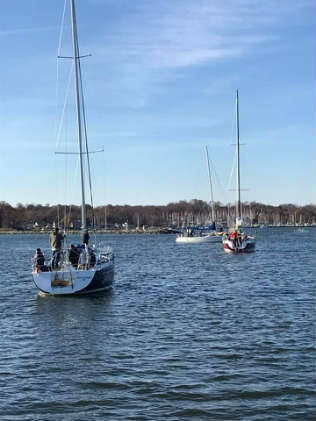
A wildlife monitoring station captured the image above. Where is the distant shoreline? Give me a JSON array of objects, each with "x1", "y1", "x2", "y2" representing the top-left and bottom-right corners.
[
  {"x1": 0, "y1": 225, "x2": 314, "y2": 235},
  {"x1": 0, "y1": 229, "x2": 161, "y2": 235},
  {"x1": 0, "y1": 229, "x2": 168, "y2": 235}
]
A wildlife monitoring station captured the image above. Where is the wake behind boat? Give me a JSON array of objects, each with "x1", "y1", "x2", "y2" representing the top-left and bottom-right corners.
[{"x1": 32, "y1": 0, "x2": 114, "y2": 295}]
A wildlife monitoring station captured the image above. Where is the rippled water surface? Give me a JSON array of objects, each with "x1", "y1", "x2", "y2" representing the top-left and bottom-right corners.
[{"x1": 0, "y1": 228, "x2": 315, "y2": 420}]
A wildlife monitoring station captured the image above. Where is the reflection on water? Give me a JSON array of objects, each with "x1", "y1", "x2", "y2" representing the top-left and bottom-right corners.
[{"x1": 0, "y1": 229, "x2": 315, "y2": 421}]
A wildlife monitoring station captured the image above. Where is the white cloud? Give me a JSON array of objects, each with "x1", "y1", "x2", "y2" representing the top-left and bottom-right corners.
[
  {"x1": 79, "y1": 0, "x2": 314, "y2": 108},
  {"x1": 91, "y1": 0, "x2": 313, "y2": 70}
]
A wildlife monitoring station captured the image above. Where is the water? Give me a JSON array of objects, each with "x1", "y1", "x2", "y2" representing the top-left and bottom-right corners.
[{"x1": 0, "y1": 228, "x2": 315, "y2": 420}]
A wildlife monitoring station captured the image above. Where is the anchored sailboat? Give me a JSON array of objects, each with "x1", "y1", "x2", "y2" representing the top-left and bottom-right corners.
[
  {"x1": 205, "y1": 145, "x2": 224, "y2": 234},
  {"x1": 222, "y1": 90, "x2": 255, "y2": 253},
  {"x1": 176, "y1": 147, "x2": 222, "y2": 244},
  {"x1": 205, "y1": 145, "x2": 216, "y2": 227},
  {"x1": 32, "y1": 0, "x2": 114, "y2": 294}
]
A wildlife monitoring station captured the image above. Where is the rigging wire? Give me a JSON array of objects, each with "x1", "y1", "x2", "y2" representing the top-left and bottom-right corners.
[
  {"x1": 205, "y1": 145, "x2": 229, "y2": 205},
  {"x1": 227, "y1": 155, "x2": 237, "y2": 193},
  {"x1": 56, "y1": 0, "x2": 67, "y2": 139},
  {"x1": 65, "y1": 157, "x2": 80, "y2": 236},
  {"x1": 57, "y1": 0, "x2": 67, "y2": 58},
  {"x1": 55, "y1": 0, "x2": 87, "y2": 239},
  {"x1": 55, "y1": 0, "x2": 98, "y2": 243},
  {"x1": 226, "y1": 96, "x2": 238, "y2": 195},
  {"x1": 57, "y1": 60, "x2": 74, "y2": 237},
  {"x1": 78, "y1": 58, "x2": 96, "y2": 234},
  {"x1": 55, "y1": 0, "x2": 68, "y2": 230},
  {"x1": 56, "y1": 63, "x2": 75, "y2": 150}
]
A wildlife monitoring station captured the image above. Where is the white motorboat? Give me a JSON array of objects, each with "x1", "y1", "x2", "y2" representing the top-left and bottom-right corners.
[{"x1": 32, "y1": 0, "x2": 114, "y2": 294}]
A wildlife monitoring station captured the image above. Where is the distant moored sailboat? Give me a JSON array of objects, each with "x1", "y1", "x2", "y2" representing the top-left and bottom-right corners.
[{"x1": 222, "y1": 90, "x2": 256, "y2": 253}]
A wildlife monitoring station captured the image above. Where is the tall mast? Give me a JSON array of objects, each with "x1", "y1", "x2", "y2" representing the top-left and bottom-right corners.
[
  {"x1": 235, "y1": 89, "x2": 241, "y2": 224},
  {"x1": 70, "y1": 0, "x2": 87, "y2": 230},
  {"x1": 205, "y1": 146, "x2": 215, "y2": 222}
]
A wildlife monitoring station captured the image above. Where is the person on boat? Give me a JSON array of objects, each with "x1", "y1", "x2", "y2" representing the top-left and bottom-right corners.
[
  {"x1": 34, "y1": 248, "x2": 45, "y2": 272},
  {"x1": 50, "y1": 227, "x2": 64, "y2": 269},
  {"x1": 236, "y1": 231, "x2": 242, "y2": 247},
  {"x1": 230, "y1": 230, "x2": 238, "y2": 246},
  {"x1": 68, "y1": 243, "x2": 80, "y2": 268},
  {"x1": 89, "y1": 249, "x2": 96, "y2": 267},
  {"x1": 230, "y1": 230, "x2": 237, "y2": 240},
  {"x1": 78, "y1": 246, "x2": 89, "y2": 269}
]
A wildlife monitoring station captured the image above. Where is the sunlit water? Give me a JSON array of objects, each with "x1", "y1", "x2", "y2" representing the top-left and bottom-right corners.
[{"x1": 0, "y1": 228, "x2": 315, "y2": 420}]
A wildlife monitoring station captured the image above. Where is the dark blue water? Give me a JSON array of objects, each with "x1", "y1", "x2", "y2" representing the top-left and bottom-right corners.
[{"x1": 0, "y1": 228, "x2": 315, "y2": 420}]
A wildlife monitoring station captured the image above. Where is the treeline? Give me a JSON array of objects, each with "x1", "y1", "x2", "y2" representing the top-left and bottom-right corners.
[{"x1": 0, "y1": 200, "x2": 315, "y2": 230}]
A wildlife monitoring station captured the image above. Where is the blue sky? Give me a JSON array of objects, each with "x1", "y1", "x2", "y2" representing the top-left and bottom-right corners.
[{"x1": 0, "y1": 0, "x2": 314, "y2": 207}]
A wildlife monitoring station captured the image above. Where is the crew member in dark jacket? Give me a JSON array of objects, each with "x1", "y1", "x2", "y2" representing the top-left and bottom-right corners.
[
  {"x1": 68, "y1": 244, "x2": 80, "y2": 268},
  {"x1": 34, "y1": 248, "x2": 45, "y2": 271}
]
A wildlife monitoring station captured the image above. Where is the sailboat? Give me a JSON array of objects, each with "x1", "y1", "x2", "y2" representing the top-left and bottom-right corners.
[
  {"x1": 31, "y1": 0, "x2": 114, "y2": 294},
  {"x1": 175, "y1": 229, "x2": 220, "y2": 243},
  {"x1": 176, "y1": 147, "x2": 222, "y2": 244},
  {"x1": 205, "y1": 145, "x2": 223, "y2": 238},
  {"x1": 222, "y1": 90, "x2": 255, "y2": 253}
]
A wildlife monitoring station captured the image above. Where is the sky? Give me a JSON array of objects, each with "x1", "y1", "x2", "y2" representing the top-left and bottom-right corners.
[{"x1": 0, "y1": 0, "x2": 314, "y2": 207}]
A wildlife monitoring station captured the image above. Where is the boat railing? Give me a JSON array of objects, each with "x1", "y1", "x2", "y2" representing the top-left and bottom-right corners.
[
  {"x1": 97, "y1": 246, "x2": 114, "y2": 266},
  {"x1": 32, "y1": 244, "x2": 110, "y2": 273}
]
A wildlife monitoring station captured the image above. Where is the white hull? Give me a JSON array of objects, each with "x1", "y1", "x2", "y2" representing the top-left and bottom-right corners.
[
  {"x1": 32, "y1": 260, "x2": 114, "y2": 295},
  {"x1": 223, "y1": 238, "x2": 255, "y2": 253},
  {"x1": 176, "y1": 234, "x2": 222, "y2": 243}
]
